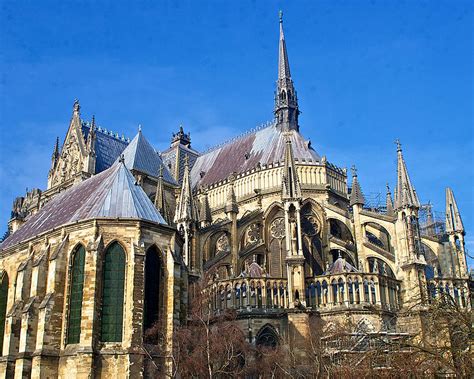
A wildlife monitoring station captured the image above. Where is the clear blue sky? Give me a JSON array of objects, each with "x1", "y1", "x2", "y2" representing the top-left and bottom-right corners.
[{"x1": 0, "y1": 1, "x2": 472, "y2": 266}]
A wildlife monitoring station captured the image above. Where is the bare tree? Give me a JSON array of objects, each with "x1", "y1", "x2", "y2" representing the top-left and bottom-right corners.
[{"x1": 143, "y1": 278, "x2": 471, "y2": 378}]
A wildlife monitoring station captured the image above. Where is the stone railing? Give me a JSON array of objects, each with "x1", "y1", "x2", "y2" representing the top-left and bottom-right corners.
[
  {"x1": 305, "y1": 273, "x2": 401, "y2": 312},
  {"x1": 208, "y1": 277, "x2": 289, "y2": 312},
  {"x1": 207, "y1": 273, "x2": 403, "y2": 313},
  {"x1": 426, "y1": 278, "x2": 470, "y2": 308}
]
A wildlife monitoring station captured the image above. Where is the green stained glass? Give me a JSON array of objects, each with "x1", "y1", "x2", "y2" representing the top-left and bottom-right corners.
[
  {"x1": 67, "y1": 245, "x2": 85, "y2": 344},
  {"x1": 0, "y1": 273, "x2": 8, "y2": 354},
  {"x1": 101, "y1": 242, "x2": 125, "y2": 342}
]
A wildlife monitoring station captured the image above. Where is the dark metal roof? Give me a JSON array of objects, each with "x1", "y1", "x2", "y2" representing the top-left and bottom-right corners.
[
  {"x1": 120, "y1": 130, "x2": 177, "y2": 185},
  {"x1": 190, "y1": 124, "x2": 320, "y2": 187},
  {"x1": 161, "y1": 143, "x2": 199, "y2": 185},
  {"x1": 82, "y1": 125, "x2": 129, "y2": 173},
  {"x1": 1, "y1": 161, "x2": 165, "y2": 250}
]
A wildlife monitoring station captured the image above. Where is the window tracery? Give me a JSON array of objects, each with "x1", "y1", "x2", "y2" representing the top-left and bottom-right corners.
[
  {"x1": 215, "y1": 234, "x2": 230, "y2": 254},
  {"x1": 244, "y1": 223, "x2": 261, "y2": 246},
  {"x1": 270, "y1": 218, "x2": 285, "y2": 239}
]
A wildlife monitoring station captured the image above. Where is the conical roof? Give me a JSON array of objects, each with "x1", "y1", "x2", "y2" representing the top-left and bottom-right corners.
[
  {"x1": 120, "y1": 130, "x2": 177, "y2": 185},
  {"x1": 174, "y1": 157, "x2": 197, "y2": 223},
  {"x1": 0, "y1": 161, "x2": 166, "y2": 250},
  {"x1": 349, "y1": 167, "x2": 365, "y2": 207}
]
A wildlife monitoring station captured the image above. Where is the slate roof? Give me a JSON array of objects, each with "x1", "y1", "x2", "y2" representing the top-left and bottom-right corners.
[
  {"x1": 0, "y1": 161, "x2": 166, "y2": 250},
  {"x1": 82, "y1": 124, "x2": 129, "y2": 173},
  {"x1": 349, "y1": 171, "x2": 365, "y2": 207},
  {"x1": 190, "y1": 124, "x2": 320, "y2": 188},
  {"x1": 161, "y1": 143, "x2": 200, "y2": 185},
  {"x1": 120, "y1": 130, "x2": 177, "y2": 185}
]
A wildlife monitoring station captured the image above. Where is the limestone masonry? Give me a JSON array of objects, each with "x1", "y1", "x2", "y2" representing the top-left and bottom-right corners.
[{"x1": 0, "y1": 14, "x2": 470, "y2": 378}]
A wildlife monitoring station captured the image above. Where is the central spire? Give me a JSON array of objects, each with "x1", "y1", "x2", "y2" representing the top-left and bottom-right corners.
[
  {"x1": 274, "y1": 11, "x2": 300, "y2": 132},
  {"x1": 278, "y1": 10, "x2": 291, "y2": 80}
]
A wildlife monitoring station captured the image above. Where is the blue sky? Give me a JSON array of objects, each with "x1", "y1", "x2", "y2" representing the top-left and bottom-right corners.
[{"x1": 0, "y1": 1, "x2": 472, "y2": 266}]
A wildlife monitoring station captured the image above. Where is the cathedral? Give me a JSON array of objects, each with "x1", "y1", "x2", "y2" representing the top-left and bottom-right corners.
[{"x1": 0, "y1": 13, "x2": 470, "y2": 379}]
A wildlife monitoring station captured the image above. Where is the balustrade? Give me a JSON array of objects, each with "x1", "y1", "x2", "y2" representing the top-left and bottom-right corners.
[
  {"x1": 426, "y1": 278, "x2": 470, "y2": 309},
  {"x1": 306, "y1": 273, "x2": 401, "y2": 312},
  {"x1": 208, "y1": 272, "x2": 403, "y2": 313},
  {"x1": 208, "y1": 277, "x2": 290, "y2": 312}
]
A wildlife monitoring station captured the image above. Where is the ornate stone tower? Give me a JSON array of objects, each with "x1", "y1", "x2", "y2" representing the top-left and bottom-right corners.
[
  {"x1": 274, "y1": 11, "x2": 300, "y2": 132},
  {"x1": 445, "y1": 187, "x2": 467, "y2": 278},
  {"x1": 174, "y1": 156, "x2": 197, "y2": 268},
  {"x1": 393, "y1": 140, "x2": 426, "y2": 305},
  {"x1": 282, "y1": 136, "x2": 305, "y2": 305}
]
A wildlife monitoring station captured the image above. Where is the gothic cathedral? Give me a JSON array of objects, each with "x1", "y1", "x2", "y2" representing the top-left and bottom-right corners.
[{"x1": 0, "y1": 14, "x2": 470, "y2": 379}]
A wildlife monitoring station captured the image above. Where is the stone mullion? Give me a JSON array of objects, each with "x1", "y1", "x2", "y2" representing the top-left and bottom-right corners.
[{"x1": 75, "y1": 244, "x2": 100, "y2": 378}]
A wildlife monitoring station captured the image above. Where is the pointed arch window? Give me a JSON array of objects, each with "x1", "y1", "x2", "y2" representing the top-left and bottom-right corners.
[
  {"x1": 67, "y1": 245, "x2": 86, "y2": 344},
  {"x1": 101, "y1": 242, "x2": 126, "y2": 342},
  {"x1": 0, "y1": 272, "x2": 8, "y2": 353},
  {"x1": 256, "y1": 325, "x2": 279, "y2": 348},
  {"x1": 144, "y1": 246, "x2": 163, "y2": 334}
]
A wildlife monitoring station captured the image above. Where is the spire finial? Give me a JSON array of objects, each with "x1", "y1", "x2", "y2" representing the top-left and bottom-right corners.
[
  {"x1": 279, "y1": 10, "x2": 283, "y2": 23},
  {"x1": 349, "y1": 165, "x2": 365, "y2": 207},
  {"x1": 73, "y1": 99, "x2": 80, "y2": 113},
  {"x1": 351, "y1": 165, "x2": 358, "y2": 177},
  {"x1": 184, "y1": 154, "x2": 189, "y2": 167},
  {"x1": 158, "y1": 164, "x2": 163, "y2": 178},
  {"x1": 138, "y1": 124, "x2": 142, "y2": 132},
  {"x1": 395, "y1": 139, "x2": 402, "y2": 152},
  {"x1": 91, "y1": 115, "x2": 96, "y2": 130}
]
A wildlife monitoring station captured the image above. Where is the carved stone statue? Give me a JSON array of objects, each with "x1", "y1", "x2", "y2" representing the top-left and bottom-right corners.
[{"x1": 372, "y1": 259, "x2": 379, "y2": 273}]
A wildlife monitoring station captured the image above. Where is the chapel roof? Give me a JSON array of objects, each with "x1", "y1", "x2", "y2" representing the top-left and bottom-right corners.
[
  {"x1": 190, "y1": 123, "x2": 321, "y2": 188},
  {"x1": 82, "y1": 124, "x2": 129, "y2": 173},
  {"x1": 0, "y1": 160, "x2": 166, "y2": 250},
  {"x1": 120, "y1": 129, "x2": 177, "y2": 185}
]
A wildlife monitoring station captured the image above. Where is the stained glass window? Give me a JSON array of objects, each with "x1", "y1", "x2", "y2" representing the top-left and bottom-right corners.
[
  {"x1": 101, "y1": 242, "x2": 125, "y2": 342},
  {"x1": 67, "y1": 245, "x2": 85, "y2": 344},
  {"x1": 0, "y1": 273, "x2": 8, "y2": 353},
  {"x1": 144, "y1": 247, "x2": 161, "y2": 332}
]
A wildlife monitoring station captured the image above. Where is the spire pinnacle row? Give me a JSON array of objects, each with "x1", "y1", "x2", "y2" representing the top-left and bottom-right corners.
[
  {"x1": 386, "y1": 183, "x2": 394, "y2": 216},
  {"x1": 394, "y1": 141, "x2": 420, "y2": 210},
  {"x1": 174, "y1": 154, "x2": 196, "y2": 223},
  {"x1": 349, "y1": 165, "x2": 365, "y2": 207},
  {"x1": 445, "y1": 187, "x2": 464, "y2": 234},
  {"x1": 281, "y1": 134, "x2": 302, "y2": 200}
]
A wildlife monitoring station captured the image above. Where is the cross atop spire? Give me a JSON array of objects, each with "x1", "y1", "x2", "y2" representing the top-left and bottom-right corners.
[
  {"x1": 386, "y1": 183, "x2": 394, "y2": 216},
  {"x1": 395, "y1": 139, "x2": 402, "y2": 152},
  {"x1": 73, "y1": 99, "x2": 80, "y2": 113},
  {"x1": 278, "y1": 10, "x2": 291, "y2": 81},
  {"x1": 274, "y1": 11, "x2": 299, "y2": 132},
  {"x1": 349, "y1": 165, "x2": 365, "y2": 207},
  {"x1": 350, "y1": 165, "x2": 358, "y2": 177}
]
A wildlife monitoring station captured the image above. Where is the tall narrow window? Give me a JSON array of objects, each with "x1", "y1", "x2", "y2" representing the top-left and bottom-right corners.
[
  {"x1": 144, "y1": 246, "x2": 162, "y2": 333},
  {"x1": 0, "y1": 273, "x2": 9, "y2": 354},
  {"x1": 67, "y1": 245, "x2": 86, "y2": 344},
  {"x1": 101, "y1": 242, "x2": 125, "y2": 342}
]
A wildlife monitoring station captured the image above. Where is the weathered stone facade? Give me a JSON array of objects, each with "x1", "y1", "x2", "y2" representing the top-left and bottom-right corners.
[{"x1": 0, "y1": 13, "x2": 470, "y2": 379}]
